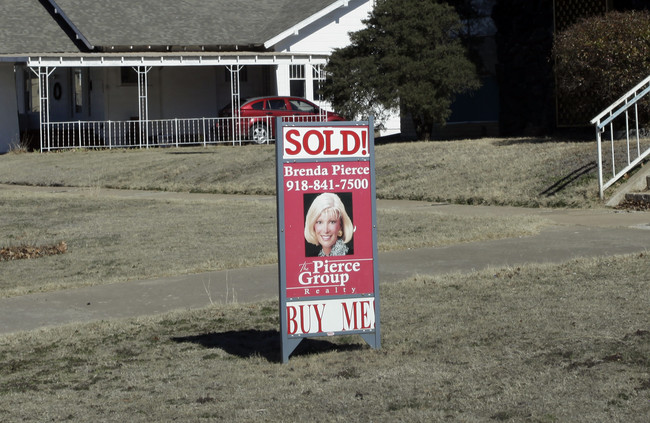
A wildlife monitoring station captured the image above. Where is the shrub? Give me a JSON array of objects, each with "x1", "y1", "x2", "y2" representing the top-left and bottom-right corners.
[{"x1": 553, "y1": 11, "x2": 650, "y2": 120}]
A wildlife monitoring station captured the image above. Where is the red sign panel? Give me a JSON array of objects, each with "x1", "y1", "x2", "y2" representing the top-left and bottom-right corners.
[{"x1": 282, "y1": 160, "x2": 375, "y2": 298}]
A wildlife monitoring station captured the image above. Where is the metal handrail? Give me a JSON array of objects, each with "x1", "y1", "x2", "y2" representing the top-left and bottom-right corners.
[
  {"x1": 591, "y1": 76, "x2": 650, "y2": 199},
  {"x1": 591, "y1": 74, "x2": 650, "y2": 126}
]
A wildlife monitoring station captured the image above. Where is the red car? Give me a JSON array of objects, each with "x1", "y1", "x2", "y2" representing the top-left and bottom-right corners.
[{"x1": 218, "y1": 96, "x2": 345, "y2": 143}]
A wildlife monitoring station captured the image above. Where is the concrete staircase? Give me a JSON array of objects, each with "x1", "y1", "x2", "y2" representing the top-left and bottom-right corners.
[
  {"x1": 623, "y1": 175, "x2": 650, "y2": 209},
  {"x1": 606, "y1": 164, "x2": 650, "y2": 209}
]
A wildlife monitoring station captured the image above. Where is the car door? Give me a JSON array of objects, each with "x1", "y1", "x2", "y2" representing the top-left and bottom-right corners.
[{"x1": 265, "y1": 98, "x2": 295, "y2": 129}]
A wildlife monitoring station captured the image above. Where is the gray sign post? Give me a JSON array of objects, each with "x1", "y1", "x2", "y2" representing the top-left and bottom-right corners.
[{"x1": 276, "y1": 118, "x2": 380, "y2": 363}]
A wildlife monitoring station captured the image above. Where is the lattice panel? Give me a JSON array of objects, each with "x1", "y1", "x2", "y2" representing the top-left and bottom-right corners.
[
  {"x1": 554, "y1": 0, "x2": 609, "y2": 32},
  {"x1": 554, "y1": 0, "x2": 610, "y2": 126}
]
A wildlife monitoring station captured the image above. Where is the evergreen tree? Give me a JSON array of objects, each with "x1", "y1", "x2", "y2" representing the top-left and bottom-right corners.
[{"x1": 322, "y1": 0, "x2": 480, "y2": 140}]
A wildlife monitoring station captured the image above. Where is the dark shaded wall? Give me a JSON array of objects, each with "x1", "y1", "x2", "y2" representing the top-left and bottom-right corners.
[
  {"x1": 613, "y1": 0, "x2": 650, "y2": 10},
  {"x1": 492, "y1": 0, "x2": 555, "y2": 136}
]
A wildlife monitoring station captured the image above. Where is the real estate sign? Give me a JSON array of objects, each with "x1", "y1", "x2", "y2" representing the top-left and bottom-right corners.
[{"x1": 276, "y1": 119, "x2": 380, "y2": 362}]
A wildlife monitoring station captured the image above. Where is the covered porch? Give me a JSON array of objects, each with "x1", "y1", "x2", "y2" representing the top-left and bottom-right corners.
[{"x1": 26, "y1": 52, "x2": 329, "y2": 151}]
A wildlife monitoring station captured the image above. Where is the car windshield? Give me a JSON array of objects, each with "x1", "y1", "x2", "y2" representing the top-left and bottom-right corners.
[{"x1": 289, "y1": 99, "x2": 317, "y2": 113}]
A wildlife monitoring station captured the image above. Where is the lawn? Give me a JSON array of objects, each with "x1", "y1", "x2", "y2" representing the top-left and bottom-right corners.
[
  {"x1": 0, "y1": 137, "x2": 601, "y2": 207},
  {"x1": 1, "y1": 139, "x2": 646, "y2": 422},
  {"x1": 3, "y1": 139, "x2": 577, "y2": 297},
  {"x1": 0, "y1": 187, "x2": 546, "y2": 297},
  {"x1": 0, "y1": 255, "x2": 647, "y2": 421}
]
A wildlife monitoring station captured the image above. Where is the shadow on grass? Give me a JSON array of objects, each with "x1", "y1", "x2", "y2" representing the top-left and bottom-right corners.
[
  {"x1": 172, "y1": 329, "x2": 365, "y2": 362},
  {"x1": 165, "y1": 150, "x2": 221, "y2": 155},
  {"x1": 164, "y1": 144, "x2": 264, "y2": 154},
  {"x1": 493, "y1": 137, "x2": 563, "y2": 146},
  {"x1": 493, "y1": 128, "x2": 594, "y2": 145},
  {"x1": 539, "y1": 162, "x2": 597, "y2": 197}
]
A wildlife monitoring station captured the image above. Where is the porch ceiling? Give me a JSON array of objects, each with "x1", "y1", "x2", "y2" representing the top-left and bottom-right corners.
[{"x1": 26, "y1": 51, "x2": 329, "y2": 68}]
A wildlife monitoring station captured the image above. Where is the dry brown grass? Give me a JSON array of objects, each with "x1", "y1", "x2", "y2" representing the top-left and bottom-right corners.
[
  {"x1": 0, "y1": 254, "x2": 647, "y2": 422},
  {"x1": 0, "y1": 188, "x2": 545, "y2": 298},
  {"x1": 0, "y1": 138, "x2": 601, "y2": 207},
  {"x1": 375, "y1": 138, "x2": 599, "y2": 207},
  {"x1": 0, "y1": 190, "x2": 276, "y2": 297},
  {"x1": 0, "y1": 241, "x2": 67, "y2": 261}
]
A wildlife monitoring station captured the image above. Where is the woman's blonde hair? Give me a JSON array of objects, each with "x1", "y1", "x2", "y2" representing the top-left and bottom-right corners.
[{"x1": 304, "y1": 193, "x2": 353, "y2": 246}]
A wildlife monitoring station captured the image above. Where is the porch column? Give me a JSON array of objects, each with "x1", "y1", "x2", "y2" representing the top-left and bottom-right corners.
[
  {"x1": 0, "y1": 63, "x2": 20, "y2": 153},
  {"x1": 134, "y1": 66, "x2": 152, "y2": 148},
  {"x1": 226, "y1": 65, "x2": 243, "y2": 143},
  {"x1": 275, "y1": 64, "x2": 290, "y2": 96},
  {"x1": 311, "y1": 64, "x2": 325, "y2": 108},
  {"x1": 30, "y1": 66, "x2": 55, "y2": 152},
  {"x1": 305, "y1": 64, "x2": 314, "y2": 101}
]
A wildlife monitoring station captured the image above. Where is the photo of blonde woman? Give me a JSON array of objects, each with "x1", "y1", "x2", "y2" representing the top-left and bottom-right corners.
[{"x1": 303, "y1": 192, "x2": 354, "y2": 257}]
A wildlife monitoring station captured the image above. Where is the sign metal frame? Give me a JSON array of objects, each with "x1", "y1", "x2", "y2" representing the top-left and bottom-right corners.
[{"x1": 276, "y1": 117, "x2": 380, "y2": 363}]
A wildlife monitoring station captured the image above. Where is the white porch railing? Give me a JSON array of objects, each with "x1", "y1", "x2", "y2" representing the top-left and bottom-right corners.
[
  {"x1": 591, "y1": 75, "x2": 650, "y2": 199},
  {"x1": 40, "y1": 114, "x2": 333, "y2": 151}
]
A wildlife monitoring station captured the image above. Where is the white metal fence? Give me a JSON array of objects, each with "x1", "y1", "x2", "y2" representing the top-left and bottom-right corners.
[
  {"x1": 40, "y1": 114, "x2": 333, "y2": 151},
  {"x1": 591, "y1": 75, "x2": 650, "y2": 199}
]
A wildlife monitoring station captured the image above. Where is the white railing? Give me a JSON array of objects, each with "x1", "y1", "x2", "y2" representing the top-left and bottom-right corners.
[
  {"x1": 591, "y1": 75, "x2": 650, "y2": 199},
  {"x1": 40, "y1": 114, "x2": 333, "y2": 151}
]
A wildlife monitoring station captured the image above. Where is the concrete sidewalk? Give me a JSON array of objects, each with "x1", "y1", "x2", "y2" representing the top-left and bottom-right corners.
[{"x1": 1, "y1": 196, "x2": 649, "y2": 335}]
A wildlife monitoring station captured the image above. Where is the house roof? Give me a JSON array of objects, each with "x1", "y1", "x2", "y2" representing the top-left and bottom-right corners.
[
  {"x1": 0, "y1": 0, "x2": 349, "y2": 57},
  {"x1": 0, "y1": 0, "x2": 79, "y2": 54},
  {"x1": 50, "y1": 0, "x2": 343, "y2": 51}
]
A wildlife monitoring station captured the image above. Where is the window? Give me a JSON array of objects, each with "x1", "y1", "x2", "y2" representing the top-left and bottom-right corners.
[
  {"x1": 250, "y1": 100, "x2": 265, "y2": 110},
  {"x1": 268, "y1": 99, "x2": 286, "y2": 110},
  {"x1": 289, "y1": 64, "x2": 305, "y2": 98},
  {"x1": 24, "y1": 70, "x2": 40, "y2": 113},
  {"x1": 289, "y1": 99, "x2": 316, "y2": 113}
]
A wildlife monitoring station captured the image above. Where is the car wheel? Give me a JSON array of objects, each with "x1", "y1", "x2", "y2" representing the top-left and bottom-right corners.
[{"x1": 250, "y1": 123, "x2": 268, "y2": 144}]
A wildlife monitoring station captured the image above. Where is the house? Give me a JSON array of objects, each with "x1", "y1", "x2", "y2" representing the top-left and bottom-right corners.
[{"x1": 0, "y1": 0, "x2": 400, "y2": 153}]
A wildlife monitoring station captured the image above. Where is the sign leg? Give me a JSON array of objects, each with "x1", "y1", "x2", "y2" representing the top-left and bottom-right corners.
[
  {"x1": 282, "y1": 337, "x2": 303, "y2": 363},
  {"x1": 360, "y1": 332, "x2": 380, "y2": 350}
]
